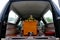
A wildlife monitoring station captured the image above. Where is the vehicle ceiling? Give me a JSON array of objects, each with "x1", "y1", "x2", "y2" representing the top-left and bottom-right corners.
[{"x1": 10, "y1": 1, "x2": 51, "y2": 20}]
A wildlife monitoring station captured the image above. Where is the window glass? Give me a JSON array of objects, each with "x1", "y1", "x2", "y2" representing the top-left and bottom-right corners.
[
  {"x1": 18, "y1": 21, "x2": 22, "y2": 26},
  {"x1": 0, "y1": 0, "x2": 9, "y2": 13},
  {"x1": 8, "y1": 10, "x2": 18, "y2": 24},
  {"x1": 43, "y1": 10, "x2": 53, "y2": 23},
  {"x1": 40, "y1": 20, "x2": 44, "y2": 28},
  {"x1": 0, "y1": 0, "x2": 9, "y2": 21},
  {"x1": 52, "y1": 0, "x2": 60, "y2": 9}
]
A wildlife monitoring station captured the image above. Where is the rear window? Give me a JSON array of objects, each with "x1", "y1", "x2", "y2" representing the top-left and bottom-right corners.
[
  {"x1": 0, "y1": 0, "x2": 9, "y2": 13},
  {"x1": 52, "y1": 0, "x2": 60, "y2": 9},
  {"x1": 0, "y1": 0, "x2": 9, "y2": 21}
]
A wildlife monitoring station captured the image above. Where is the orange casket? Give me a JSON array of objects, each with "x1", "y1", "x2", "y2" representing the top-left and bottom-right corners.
[{"x1": 22, "y1": 20, "x2": 38, "y2": 36}]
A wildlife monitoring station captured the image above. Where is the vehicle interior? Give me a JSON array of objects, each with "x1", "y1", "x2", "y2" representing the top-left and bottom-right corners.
[{"x1": 1, "y1": 0, "x2": 60, "y2": 40}]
